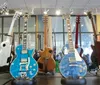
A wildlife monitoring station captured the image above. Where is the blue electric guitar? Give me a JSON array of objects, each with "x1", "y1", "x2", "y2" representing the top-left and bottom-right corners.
[
  {"x1": 10, "y1": 13, "x2": 38, "y2": 79},
  {"x1": 59, "y1": 15, "x2": 87, "y2": 78}
]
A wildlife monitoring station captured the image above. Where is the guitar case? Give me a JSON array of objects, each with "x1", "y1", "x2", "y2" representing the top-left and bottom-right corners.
[{"x1": 61, "y1": 77, "x2": 86, "y2": 85}]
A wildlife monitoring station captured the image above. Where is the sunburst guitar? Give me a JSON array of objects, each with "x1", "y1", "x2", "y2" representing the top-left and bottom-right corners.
[
  {"x1": 10, "y1": 13, "x2": 38, "y2": 79},
  {"x1": 59, "y1": 15, "x2": 87, "y2": 78}
]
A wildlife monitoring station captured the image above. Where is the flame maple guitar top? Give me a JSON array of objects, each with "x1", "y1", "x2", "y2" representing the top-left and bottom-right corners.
[{"x1": 37, "y1": 47, "x2": 56, "y2": 72}]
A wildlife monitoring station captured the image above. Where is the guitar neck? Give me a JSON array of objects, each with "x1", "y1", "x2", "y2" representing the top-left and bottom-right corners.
[
  {"x1": 66, "y1": 17, "x2": 74, "y2": 52},
  {"x1": 43, "y1": 15, "x2": 48, "y2": 48},
  {"x1": 6, "y1": 19, "x2": 16, "y2": 41},
  {"x1": 75, "y1": 15, "x2": 80, "y2": 48},
  {"x1": 87, "y1": 12, "x2": 97, "y2": 40},
  {"x1": 91, "y1": 18, "x2": 97, "y2": 39},
  {"x1": 23, "y1": 16, "x2": 28, "y2": 50}
]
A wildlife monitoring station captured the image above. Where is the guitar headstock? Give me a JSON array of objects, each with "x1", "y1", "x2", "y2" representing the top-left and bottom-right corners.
[
  {"x1": 87, "y1": 11, "x2": 93, "y2": 19},
  {"x1": 43, "y1": 14, "x2": 48, "y2": 24},
  {"x1": 23, "y1": 12, "x2": 29, "y2": 22},
  {"x1": 0, "y1": 2, "x2": 8, "y2": 15},
  {"x1": 76, "y1": 15, "x2": 80, "y2": 24},
  {"x1": 13, "y1": 11, "x2": 21, "y2": 20},
  {"x1": 62, "y1": 14, "x2": 70, "y2": 20}
]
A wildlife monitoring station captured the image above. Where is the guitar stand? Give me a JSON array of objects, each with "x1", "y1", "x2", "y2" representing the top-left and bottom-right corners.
[
  {"x1": 96, "y1": 69, "x2": 100, "y2": 76},
  {"x1": 61, "y1": 77, "x2": 86, "y2": 85},
  {"x1": 11, "y1": 77, "x2": 37, "y2": 85}
]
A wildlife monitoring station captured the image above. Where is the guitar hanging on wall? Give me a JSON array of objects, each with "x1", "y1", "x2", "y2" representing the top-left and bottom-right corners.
[
  {"x1": 87, "y1": 12, "x2": 100, "y2": 74},
  {"x1": 59, "y1": 15, "x2": 87, "y2": 78},
  {"x1": 10, "y1": 13, "x2": 38, "y2": 79},
  {"x1": 37, "y1": 14, "x2": 55, "y2": 73},
  {"x1": 0, "y1": 11, "x2": 21, "y2": 66}
]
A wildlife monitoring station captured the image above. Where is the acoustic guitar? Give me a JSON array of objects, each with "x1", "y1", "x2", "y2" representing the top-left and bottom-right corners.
[
  {"x1": 59, "y1": 15, "x2": 87, "y2": 78},
  {"x1": 87, "y1": 12, "x2": 100, "y2": 74},
  {"x1": 37, "y1": 14, "x2": 55, "y2": 73},
  {"x1": 10, "y1": 13, "x2": 38, "y2": 79}
]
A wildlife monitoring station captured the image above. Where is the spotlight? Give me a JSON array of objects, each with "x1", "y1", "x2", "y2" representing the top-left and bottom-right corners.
[
  {"x1": 43, "y1": 11, "x2": 47, "y2": 15},
  {"x1": 56, "y1": 9, "x2": 61, "y2": 15},
  {"x1": 5, "y1": 12, "x2": 9, "y2": 15},
  {"x1": 81, "y1": 24, "x2": 84, "y2": 27},
  {"x1": 19, "y1": 11, "x2": 22, "y2": 15},
  {"x1": 84, "y1": 10, "x2": 88, "y2": 15},
  {"x1": 43, "y1": 9, "x2": 49, "y2": 15}
]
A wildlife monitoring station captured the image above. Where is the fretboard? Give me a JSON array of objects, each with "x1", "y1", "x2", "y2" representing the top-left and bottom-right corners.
[
  {"x1": 66, "y1": 17, "x2": 74, "y2": 52},
  {"x1": 23, "y1": 16, "x2": 28, "y2": 50}
]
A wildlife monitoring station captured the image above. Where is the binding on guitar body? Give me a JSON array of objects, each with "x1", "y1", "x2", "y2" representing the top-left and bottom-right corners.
[
  {"x1": 10, "y1": 13, "x2": 38, "y2": 79},
  {"x1": 59, "y1": 15, "x2": 87, "y2": 79}
]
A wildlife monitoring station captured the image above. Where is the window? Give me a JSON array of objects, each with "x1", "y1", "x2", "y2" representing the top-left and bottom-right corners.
[
  {"x1": 4, "y1": 17, "x2": 18, "y2": 33},
  {"x1": 52, "y1": 17, "x2": 63, "y2": 32},
  {"x1": 20, "y1": 16, "x2": 35, "y2": 32}
]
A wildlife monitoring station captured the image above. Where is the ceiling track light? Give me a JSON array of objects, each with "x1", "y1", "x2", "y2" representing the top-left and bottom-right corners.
[
  {"x1": 70, "y1": 9, "x2": 73, "y2": 14},
  {"x1": 84, "y1": 9, "x2": 88, "y2": 15},
  {"x1": 43, "y1": 9, "x2": 49, "y2": 15},
  {"x1": 56, "y1": 9, "x2": 61, "y2": 15}
]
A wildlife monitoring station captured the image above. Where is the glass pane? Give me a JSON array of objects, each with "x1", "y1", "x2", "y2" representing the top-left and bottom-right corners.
[
  {"x1": 65, "y1": 33, "x2": 80, "y2": 46},
  {"x1": 27, "y1": 33, "x2": 35, "y2": 49},
  {"x1": 20, "y1": 17, "x2": 35, "y2": 32},
  {"x1": 52, "y1": 17, "x2": 63, "y2": 32},
  {"x1": 4, "y1": 17, "x2": 18, "y2": 33},
  {"x1": 55, "y1": 34, "x2": 63, "y2": 54},
  {"x1": 38, "y1": 15, "x2": 44, "y2": 32},
  {"x1": 80, "y1": 16, "x2": 93, "y2": 32},
  {"x1": 27, "y1": 17, "x2": 35, "y2": 32},
  {"x1": 0, "y1": 18, "x2": 1, "y2": 33},
  {"x1": 17, "y1": 33, "x2": 35, "y2": 49},
  {"x1": 0, "y1": 35, "x2": 1, "y2": 43},
  {"x1": 37, "y1": 33, "x2": 44, "y2": 50},
  {"x1": 64, "y1": 16, "x2": 76, "y2": 32},
  {"x1": 81, "y1": 33, "x2": 94, "y2": 63}
]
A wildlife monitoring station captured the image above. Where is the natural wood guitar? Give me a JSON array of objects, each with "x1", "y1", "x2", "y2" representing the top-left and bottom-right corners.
[{"x1": 37, "y1": 15, "x2": 55, "y2": 73}]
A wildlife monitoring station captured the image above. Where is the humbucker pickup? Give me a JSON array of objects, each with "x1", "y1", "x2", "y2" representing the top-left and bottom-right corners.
[
  {"x1": 22, "y1": 50, "x2": 27, "y2": 54},
  {"x1": 69, "y1": 57, "x2": 76, "y2": 63}
]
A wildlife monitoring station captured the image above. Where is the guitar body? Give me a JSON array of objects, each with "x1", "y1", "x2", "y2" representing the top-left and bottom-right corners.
[
  {"x1": 59, "y1": 49, "x2": 87, "y2": 78},
  {"x1": 91, "y1": 42, "x2": 100, "y2": 66},
  {"x1": 0, "y1": 40, "x2": 11, "y2": 66},
  {"x1": 10, "y1": 44, "x2": 38, "y2": 79},
  {"x1": 38, "y1": 47, "x2": 55, "y2": 72}
]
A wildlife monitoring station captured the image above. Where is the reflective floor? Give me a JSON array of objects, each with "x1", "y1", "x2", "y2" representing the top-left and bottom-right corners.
[{"x1": 0, "y1": 73, "x2": 100, "y2": 85}]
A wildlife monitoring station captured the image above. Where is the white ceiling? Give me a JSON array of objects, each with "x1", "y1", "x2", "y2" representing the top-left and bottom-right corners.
[{"x1": 0, "y1": 0, "x2": 100, "y2": 15}]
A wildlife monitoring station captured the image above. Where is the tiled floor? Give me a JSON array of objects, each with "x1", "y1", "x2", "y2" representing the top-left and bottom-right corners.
[{"x1": 0, "y1": 73, "x2": 100, "y2": 85}]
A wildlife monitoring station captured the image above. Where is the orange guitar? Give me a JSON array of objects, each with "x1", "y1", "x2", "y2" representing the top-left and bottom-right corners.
[{"x1": 37, "y1": 14, "x2": 55, "y2": 73}]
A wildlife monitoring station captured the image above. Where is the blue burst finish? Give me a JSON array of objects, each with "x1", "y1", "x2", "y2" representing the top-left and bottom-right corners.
[
  {"x1": 59, "y1": 49, "x2": 87, "y2": 78},
  {"x1": 10, "y1": 45, "x2": 38, "y2": 79},
  {"x1": 59, "y1": 15, "x2": 87, "y2": 79}
]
